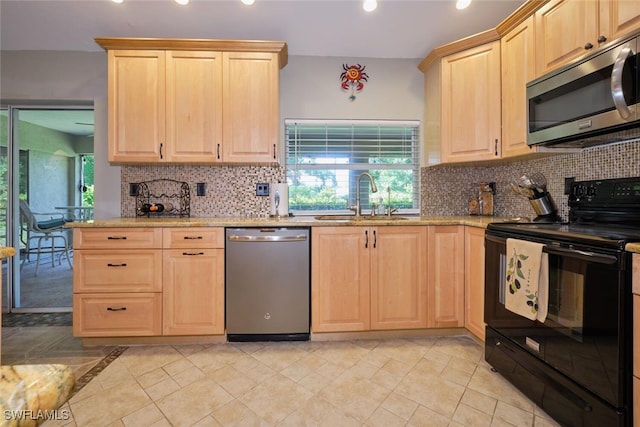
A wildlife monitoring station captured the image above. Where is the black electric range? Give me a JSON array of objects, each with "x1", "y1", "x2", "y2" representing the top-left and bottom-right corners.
[{"x1": 484, "y1": 176, "x2": 640, "y2": 427}]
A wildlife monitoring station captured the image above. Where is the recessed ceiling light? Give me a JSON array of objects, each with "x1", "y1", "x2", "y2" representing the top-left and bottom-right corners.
[
  {"x1": 112, "y1": 0, "x2": 124, "y2": 3},
  {"x1": 175, "y1": 0, "x2": 189, "y2": 4},
  {"x1": 241, "y1": 0, "x2": 256, "y2": 5},
  {"x1": 363, "y1": 0, "x2": 377, "y2": 12},
  {"x1": 456, "y1": 0, "x2": 472, "y2": 10}
]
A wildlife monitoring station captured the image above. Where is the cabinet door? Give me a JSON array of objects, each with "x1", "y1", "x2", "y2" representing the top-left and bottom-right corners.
[
  {"x1": 464, "y1": 227, "x2": 486, "y2": 341},
  {"x1": 441, "y1": 41, "x2": 501, "y2": 162},
  {"x1": 107, "y1": 50, "x2": 165, "y2": 162},
  {"x1": 370, "y1": 226, "x2": 427, "y2": 330},
  {"x1": 222, "y1": 52, "x2": 279, "y2": 163},
  {"x1": 501, "y1": 16, "x2": 537, "y2": 159},
  {"x1": 600, "y1": 0, "x2": 640, "y2": 44},
  {"x1": 166, "y1": 51, "x2": 223, "y2": 162},
  {"x1": 163, "y1": 248, "x2": 225, "y2": 335},
  {"x1": 427, "y1": 226, "x2": 465, "y2": 328},
  {"x1": 311, "y1": 227, "x2": 370, "y2": 332},
  {"x1": 535, "y1": 0, "x2": 599, "y2": 77}
]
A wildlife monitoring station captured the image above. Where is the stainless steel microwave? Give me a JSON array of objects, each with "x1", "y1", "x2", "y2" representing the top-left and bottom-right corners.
[{"x1": 527, "y1": 34, "x2": 639, "y2": 148}]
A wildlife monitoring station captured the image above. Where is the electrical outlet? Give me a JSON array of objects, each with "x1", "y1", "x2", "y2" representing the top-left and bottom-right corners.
[
  {"x1": 256, "y1": 183, "x2": 269, "y2": 196},
  {"x1": 196, "y1": 183, "x2": 206, "y2": 196},
  {"x1": 129, "y1": 183, "x2": 139, "y2": 197},
  {"x1": 564, "y1": 177, "x2": 575, "y2": 195}
]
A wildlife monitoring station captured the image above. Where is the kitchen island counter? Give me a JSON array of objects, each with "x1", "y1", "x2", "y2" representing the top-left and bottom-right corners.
[{"x1": 66, "y1": 215, "x2": 516, "y2": 229}]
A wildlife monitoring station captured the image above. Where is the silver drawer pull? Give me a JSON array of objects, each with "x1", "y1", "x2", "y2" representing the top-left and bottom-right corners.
[
  {"x1": 107, "y1": 236, "x2": 127, "y2": 240},
  {"x1": 183, "y1": 252, "x2": 204, "y2": 256},
  {"x1": 228, "y1": 235, "x2": 307, "y2": 242},
  {"x1": 183, "y1": 236, "x2": 203, "y2": 240},
  {"x1": 107, "y1": 307, "x2": 127, "y2": 311},
  {"x1": 107, "y1": 263, "x2": 127, "y2": 267}
]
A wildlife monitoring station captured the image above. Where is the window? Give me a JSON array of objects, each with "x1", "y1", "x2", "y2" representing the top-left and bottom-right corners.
[{"x1": 285, "y1": 119, "x2": 420, "y2": 214}]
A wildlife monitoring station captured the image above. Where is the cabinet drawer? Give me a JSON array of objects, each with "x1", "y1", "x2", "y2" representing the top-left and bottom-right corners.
[
  {"x1": 73, "y1": 293, "x2": 162, "y2": 337},
  {"x1": 73, "y1": 250, "x2": 162, "y2": 292},
  {"x1": 163, "y1": 227, "x2": 224, "y2": 249},
  {"x1": 73, "y1": 228, "x2": 162, "y2": 249}
]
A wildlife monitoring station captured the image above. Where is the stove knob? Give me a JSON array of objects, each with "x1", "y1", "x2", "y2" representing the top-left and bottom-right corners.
[{"x1": 587, "y1": 186, "x2": 596, "y2": 197}]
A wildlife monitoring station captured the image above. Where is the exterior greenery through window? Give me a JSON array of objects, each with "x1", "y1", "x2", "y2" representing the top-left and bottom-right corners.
[{"x1": 285, "y1": 120, "x2": 420, "y2": 214}]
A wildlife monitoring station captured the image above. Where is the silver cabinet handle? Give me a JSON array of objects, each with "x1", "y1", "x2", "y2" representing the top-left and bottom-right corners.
[
  {"x1": 611, "y1": 44, "x2": 634, "y2": 120},
  {"x1": 228, "y1": 235, "x2": 307, "y2": 242}
]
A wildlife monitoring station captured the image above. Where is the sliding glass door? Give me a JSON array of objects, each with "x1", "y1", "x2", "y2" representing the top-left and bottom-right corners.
[{"x1": 1, "y1": 105, "x2": 94, "y2": 312}]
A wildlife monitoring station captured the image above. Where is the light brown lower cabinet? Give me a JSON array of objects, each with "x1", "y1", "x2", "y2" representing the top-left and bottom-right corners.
[
  {"x1": 311, "y1": 226, "x2": 427, "y2": 333},
  {"x1": 464, "y1": 226, "x2": 486, "y2": 340},
  {"x1": 162, "y1": 248, "x2": 224, "y2": 335},
  {"x1": 73, "y1": 227, "x2": 225, "y2": 338},
  {"x1": 427, "y1": 225, "x2": 465, "y2": 328},
  {"x1": 73, "y1": 293, "x2": 162, "y2": 337}
]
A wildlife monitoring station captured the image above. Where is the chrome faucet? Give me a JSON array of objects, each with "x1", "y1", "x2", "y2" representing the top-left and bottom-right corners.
[{"x1": 350, "y1": 172, "x2": 378, "y2": 217}]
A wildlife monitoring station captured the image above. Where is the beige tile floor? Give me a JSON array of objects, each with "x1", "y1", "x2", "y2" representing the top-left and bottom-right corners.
[{"x1": 36, "y1": 334, "x2": 561, "y2": 427}]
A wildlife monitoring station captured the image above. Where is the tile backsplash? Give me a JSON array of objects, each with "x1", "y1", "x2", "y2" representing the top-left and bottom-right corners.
[
  {"x1": 122, "y1": 138, "x2": 639, "y2": 219},
  {"x1": 421, "y1": 138, "x2": 640, "y2": 221},
  {"x1": 121, "y1": 164, "x2": 285, "y2": 217}
]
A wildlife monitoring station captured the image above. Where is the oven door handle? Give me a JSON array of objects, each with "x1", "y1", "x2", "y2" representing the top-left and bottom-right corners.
[{"x1": 543, "y1": 246, "x2": 618, "y2": 264}]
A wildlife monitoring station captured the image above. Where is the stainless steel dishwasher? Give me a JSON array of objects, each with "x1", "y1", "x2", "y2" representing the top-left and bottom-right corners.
[{"x1": 225, "y1": 227, "x2": 310, "y2": 341}]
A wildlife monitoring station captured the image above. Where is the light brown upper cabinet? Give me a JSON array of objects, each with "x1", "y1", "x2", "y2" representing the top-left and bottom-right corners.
[
  {"x1": 501, "y1": 16, "x2": 539, "y2": 158},
  {"x1": 424, "y1": 39, "x2": 502, "y2": 164},
  {"x1": 535, "y1": 0, "x2": 640, "y2": 77},
  {"x1": 222, "y1": 52, "x2": 280, "y2": 163},
  {"x1": 96, "y1": 38, "x2": 287, "y2": 164}
]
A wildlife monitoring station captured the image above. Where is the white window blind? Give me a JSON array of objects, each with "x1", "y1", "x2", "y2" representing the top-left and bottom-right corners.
[{"x1": 285, "y1": 119, "x2": 420, "y2": 213}]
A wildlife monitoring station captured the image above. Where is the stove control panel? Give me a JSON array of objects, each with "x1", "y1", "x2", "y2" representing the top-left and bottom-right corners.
[{"x1": 569, "y1": 176, "x2": 640, "y2": 206}]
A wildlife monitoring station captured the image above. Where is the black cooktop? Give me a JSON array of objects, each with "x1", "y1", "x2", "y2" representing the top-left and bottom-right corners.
[
  {"x1": 487, "y1": 221, "x2": 640, "y2": 249},
  {"x1": 488, "y1": 176, "x2": 640, "y2": 249}
]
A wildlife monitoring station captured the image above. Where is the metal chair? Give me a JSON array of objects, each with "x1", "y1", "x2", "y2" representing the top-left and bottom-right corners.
[{"x1": 19, "y1": 200, "x2": 72, "y2": 275}]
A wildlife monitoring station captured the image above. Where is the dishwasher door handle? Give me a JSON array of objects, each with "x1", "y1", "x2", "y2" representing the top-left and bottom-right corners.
[{"x1": 228, "y1": 234, "x2": 308, "y2": 242}]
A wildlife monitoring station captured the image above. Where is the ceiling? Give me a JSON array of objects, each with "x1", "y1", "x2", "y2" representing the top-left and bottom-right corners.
[
  {"x1": 7, "y1": 109, "x2": 95, "y2": 137},
  {"x1": 0, "y1": 0, "x2": 526, "y2": 59}
]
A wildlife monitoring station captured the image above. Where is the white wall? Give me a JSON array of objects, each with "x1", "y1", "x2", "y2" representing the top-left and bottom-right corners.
[
  {"x1": 0, "y1": 50, "x2": 120, "y2": 219},
  {"x1": 1, "y1": 51, "x2": 425, "y2": 218},
  {"x1": 281, "y1": 56, "x2": 423, "y2": 121}
]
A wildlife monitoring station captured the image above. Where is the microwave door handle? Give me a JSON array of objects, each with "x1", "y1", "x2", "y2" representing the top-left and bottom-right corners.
[
  {"x1": 543, "y1": 246, "x2": 618, "y2": 265},
  {"x1": 610, "y1": 45, "x2": 633, "y2": 120}
]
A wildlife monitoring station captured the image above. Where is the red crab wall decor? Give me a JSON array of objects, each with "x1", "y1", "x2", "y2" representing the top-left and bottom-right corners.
[{"x1": 340, "y1": 63, "x2": 369, "y2": 101}]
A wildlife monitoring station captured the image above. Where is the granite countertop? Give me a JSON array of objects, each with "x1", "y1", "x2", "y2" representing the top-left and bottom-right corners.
[
  {"x1": 626, "y1": 242, "x2": 640, "y2": 254},
  {"x1": 0, "y1": 364, "x2": 75, "y2": 426},
  {"x1": 65, "y1": 215, "x2": 518, "y2": 229},
  {"x1": 0, "y1": 247, "x2": 16, "y2": 259},
  {"x1": 65, "y1": 218, "x2": 640, "y2": 253}
]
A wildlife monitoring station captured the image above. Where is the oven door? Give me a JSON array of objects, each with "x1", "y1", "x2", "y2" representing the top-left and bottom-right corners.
[{"x1": 484, "y1": 232, "x2": 631, "y2": 408}]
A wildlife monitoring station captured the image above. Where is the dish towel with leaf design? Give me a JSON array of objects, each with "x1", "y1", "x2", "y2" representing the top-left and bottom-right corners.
[{"x1": 505, "y1": 238, "x2": 549, "y2": 322}]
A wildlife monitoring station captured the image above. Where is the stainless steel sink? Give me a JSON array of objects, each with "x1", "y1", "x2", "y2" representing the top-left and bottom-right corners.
[{"x1": 314, "y1": 215, "x2": 408, "y2": 221}]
